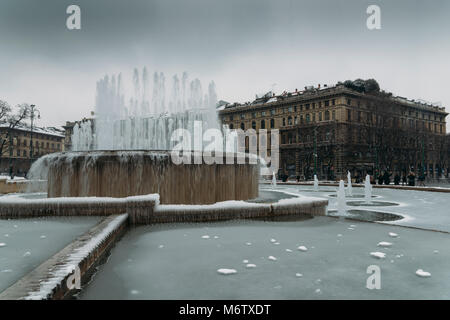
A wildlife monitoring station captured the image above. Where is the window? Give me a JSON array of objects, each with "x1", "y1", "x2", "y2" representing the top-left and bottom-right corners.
[
  {"x1": 324, "y1": 100, "x2": 329, "y2": 107},
  {"x1": 325, "y1": 111, "x2": 330, "y2": 121},
  {"x1": 251, "y1": 121, "x2": 256, "y2": 130},
  {"x1": 332, "y1": 110, "x2": 336, "y2": 120},
  {"x1": 261, "y1": 120, "x2": 265, "y2": 129},
  {"x1": 306, "y1": 114, "x2": 310, "y2": 123},
  {"x1": 332, "y1": 99, "x2": 335, "y2": 105},
  {"x1": 288, "y1": 116, "x2": 293, "y2": 125},
  {"x1": 270, "y1": 119, "x2": 275, "y2": 128},
  {"x1": 240, "y1": 123, "x2": 245, "y2": 130},
  {"x1": 252, "y1": 112, "x2": 256, "y2": 118},
  {"x1": 229, "y1": 124, "x2": 234, "y2": 129},
  {"x1": 230, "y1": 115, "x2": 234, "y2": 121},
  {"x1": 305, "y1": 104, "x2": 310, "y2": 110},
  {"x1": 288, "y1": 106, "x2": 293, "y2": 112},
  {"x1": 347, "y1": 99, "x2": 351, "y2": 105},
  {"x1": 261, "y1": 111, "x2": 266, "y2": 117},
  {"x1": 270, "y1": 109, "x2": 275, "y2": 115},
  {"x1": 319, "y1": 112, "x2": 322, "y2": 121},
  {"x1": 347, "y1": 110, "x2": 351, "y2": 121},
  {"x1": 283, "y1": 118, "x2": 286, "y2": 126},
  {"x1": 240, "y1": 114, "x2": 245, "y2": 120}
]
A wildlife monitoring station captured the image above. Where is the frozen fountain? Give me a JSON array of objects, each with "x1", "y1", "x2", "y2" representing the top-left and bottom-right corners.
[
  {"x1": 28, "y1": 68, "x2": 259, "y2": 204},
  {"x1": 347, "y1": 171, "x2": 352, "y2": 197},
  {"x1": 364, "y1": 174, "x2": 372, "y2": 204},
  {"x1": 337, "y1": 180, "x2": 347, "y2": 215},
  {"x1": 313, "y1": 174, "x2": 319, "y2": 192}
]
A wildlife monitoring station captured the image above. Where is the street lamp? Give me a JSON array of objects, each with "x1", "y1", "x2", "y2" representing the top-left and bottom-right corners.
[{"x1": 29, "y1": 104, "x2": 41, "y2": 161}]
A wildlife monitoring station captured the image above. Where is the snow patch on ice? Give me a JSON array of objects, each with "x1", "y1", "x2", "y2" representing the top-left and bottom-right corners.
[
  {"x1": 217, "y1": 268, "x2": 237, "y2": 275},
  {"x1": 415, "y1": 269, "x2": 431, "y2": 277},
  {"x1": 268, "y1": 256, "x2": 277, "y2": 261},
  {"x1": 297, "y1": 246, "x2": 308, "y2": 252},
  {"x1": 370, "y1": 252, "x2": 386, "y2": 259},
  {"x1": 377, "y1": 242, "x2": 393, "y2": 247}
]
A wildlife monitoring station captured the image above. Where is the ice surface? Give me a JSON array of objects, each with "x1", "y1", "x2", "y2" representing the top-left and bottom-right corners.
[
  {"x1": 79, "y1": 216, "x2": 450, "y2": 299},
  {"x1": 0, "y1": 217, "x2": 101, "y2": 293},
  {"x1": 269, "y1": 184, "x2": 450, "y2": 232}
]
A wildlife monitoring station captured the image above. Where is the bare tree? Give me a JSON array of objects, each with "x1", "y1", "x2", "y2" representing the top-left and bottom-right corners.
[{"x1": 0, "y1": 100, "x2": 30, "y2": 158}]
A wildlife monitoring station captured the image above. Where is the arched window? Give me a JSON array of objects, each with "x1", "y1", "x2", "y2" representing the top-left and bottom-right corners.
[
  {"x1": 240, "y1": 122, "x2": 245, "y2": 130},
  {"x1": 229, "y1": 124, "x2": 234, "y2": 129},
  {"x1": 252, "y1": 121, "x2": 256, "y2": 130},
  {"x1": 288, "y1": 116, "x2": 293, "y2": 125},
  {"x1": 270, "y1": 119, "x2": 275, "y2": 128},
  {"x1": 261, "y1": 120, "x2": 265, "y2": 129}
]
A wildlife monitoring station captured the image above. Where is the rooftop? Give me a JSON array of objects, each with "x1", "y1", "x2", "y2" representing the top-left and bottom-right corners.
[
  {"x1": 220, "y1": 80, "x2": 447, "y2": 115},
  {"x1": 0, "y1": 122, "x2": 65, "y2": 138}
]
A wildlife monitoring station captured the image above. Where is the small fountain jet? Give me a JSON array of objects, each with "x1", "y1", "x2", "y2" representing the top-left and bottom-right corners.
[
  {"x1": 272, "y1": 172, "x2": 277, "y2": 189},
  {"x1": 347, "y1": 171, "x2": 353, "y2": 197},
  {"x1": 364, "y1": 174, "x2": 372, "y2": 204},
  {"x1": 313, "y1": 174, "x2": 319, "y2": 192},
  {"x1": 337, "y1": 180, "x2": 347, "y2": 215}
]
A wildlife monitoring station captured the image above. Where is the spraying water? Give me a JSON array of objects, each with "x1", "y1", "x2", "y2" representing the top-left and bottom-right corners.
[
  {"x1": 71, "y1": 68, "x2": 219, "y2": 151},
  {"x1": 313, "y1": 174, "x2": 319, "y2": 192},
  {"x1": 272, "y1": 172, "x2": 277, "y2": 189},
  {"x1": 347, "y1": 171, "x2": 352, "y2": 197},
  {"x1": 337, "y1": 180, "x2": 347, "y2": 215},
  {"x1": 364, "y1": 174, "x2": 372, "y2": 204}
]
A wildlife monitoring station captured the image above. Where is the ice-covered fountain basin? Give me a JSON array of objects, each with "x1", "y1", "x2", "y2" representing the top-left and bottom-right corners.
[{"x1": 39, "y1": 151, "x2": 259, "y2": 204}]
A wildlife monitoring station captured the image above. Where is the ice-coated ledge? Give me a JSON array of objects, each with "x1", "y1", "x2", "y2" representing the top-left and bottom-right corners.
[
  {"x1": 0, "y1": 194, "x2": 159, "y2": 219},
  {"x1": 151, "y1": 196, "x2": 327, "y2": 223},
  {"x1": 0, "y1": 214, "x2": 128, "y2": 300},
  {"x1": 0, "y1": 192, "x2": 327, "y2": 223}
]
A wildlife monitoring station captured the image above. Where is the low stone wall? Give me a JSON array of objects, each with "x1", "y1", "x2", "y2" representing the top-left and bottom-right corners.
[
  {"x1": 0, "y1": 193, "x2": 327, "y2": 223},
  {"x1": 0, "y1": 178, "x2": 46, "y2": 194},
  {"x1": 0, "y1": 214, "x2": 128, "y2": 300},
  {"x1": 0, "y1": 194, "x2": 159, "y2": 220}
]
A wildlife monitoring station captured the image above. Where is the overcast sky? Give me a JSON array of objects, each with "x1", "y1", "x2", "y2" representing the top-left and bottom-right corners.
[{"x1": 0, "y1": 0, "x2": 449, "y2": 127}]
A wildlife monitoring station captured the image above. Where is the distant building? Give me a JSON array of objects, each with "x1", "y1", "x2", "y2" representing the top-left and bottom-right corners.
[
  {"x1": 0, "y1": 123, "x2": 65, "y2": 176},
  {"x1": 219, "y1": 80, "x2": 449, "y2": 181}
]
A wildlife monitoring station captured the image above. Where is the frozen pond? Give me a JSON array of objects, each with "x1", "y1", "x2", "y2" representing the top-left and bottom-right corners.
[
  {"x1": 269, "y1": 185, "x2": 450, "y2": 232},
  {"x1": 0, "y1": 216, "x2": 101, "y2": 292},
  {"x1": 80, "y1": 216, "x2": 450, "y2": 300}
]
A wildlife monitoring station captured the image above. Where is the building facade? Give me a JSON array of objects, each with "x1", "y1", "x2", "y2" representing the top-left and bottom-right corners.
[
  {"x1": 0, "y1": 124, "x2": 65, "y2": 176},
  {"x1": 219, "y1": 81, "x2": 448, "y2": 181}
]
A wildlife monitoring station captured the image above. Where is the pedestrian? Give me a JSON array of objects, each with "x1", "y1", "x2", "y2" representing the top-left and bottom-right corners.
[
  {"x1": 401, "y1": 173, "x2": 407, "y2": 186},
  {"x1": 407, "y1": 171, "x2": 416, "y2": 186},
  {"x1": 418, "y1": 173, "x2": 426, "y2": 186},
  {"x1": 394, "y1": 173, "x2": 400, "y2": 185},
  {"x1": 378, "y1": 173, "x2": 384, "y2": 185},
  {"x1": 383, "y1": 171, "x2": 391, "y2": 185}
]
